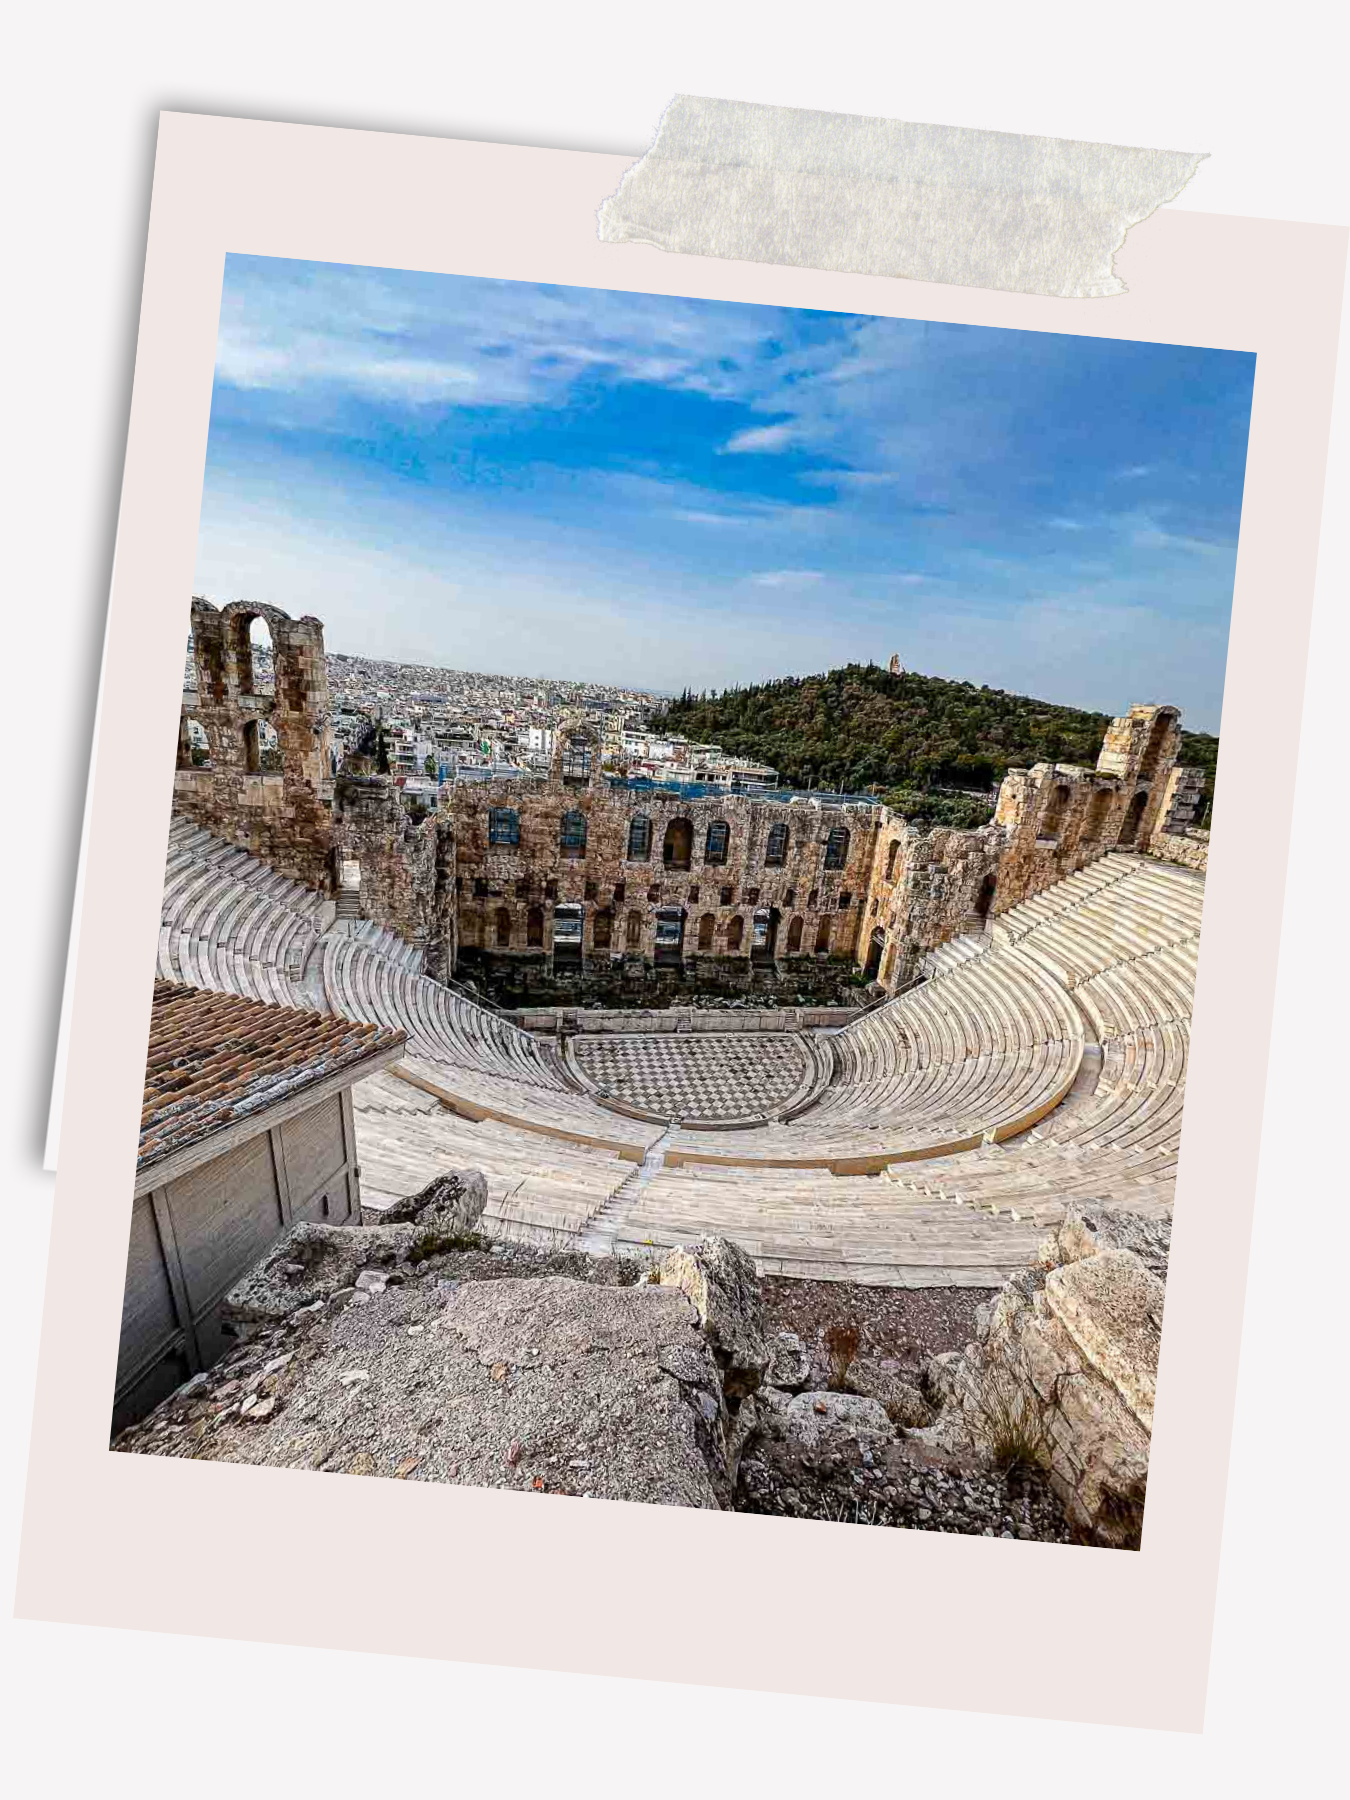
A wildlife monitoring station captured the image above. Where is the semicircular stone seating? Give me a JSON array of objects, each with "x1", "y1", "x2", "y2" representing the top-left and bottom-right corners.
[
  {"x1": 158, "y1": 816, "x2": 665, "y2": 1245},
  {"x1": 608, "y1": 854, "x2": 1204, "y2": 1283},
  {"x1": 158, "y1": 817, "x2": 1203, "y2": 1279}
]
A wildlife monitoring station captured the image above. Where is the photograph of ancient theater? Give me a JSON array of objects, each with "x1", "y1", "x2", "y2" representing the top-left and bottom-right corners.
[{"x1": 114, "y1": 257, "x2": 1254, "y2": 1551}]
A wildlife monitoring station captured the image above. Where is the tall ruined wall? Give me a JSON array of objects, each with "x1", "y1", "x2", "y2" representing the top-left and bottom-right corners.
[
  {"x1": 452, "y1": 772, "x2": 878, "y2": 984},
  {"x1": 331, "y1": 776, "x2": 456, "y2": 969},
  {"x1": 988, "y1": 704, "x2": 1183, "y2": 914},
  {"x1": 176, "y1": 598, "x2": 336, "y2": 892},
  {"x1": 858, "y1": 813, "x2": 1005, "y2": 992}
]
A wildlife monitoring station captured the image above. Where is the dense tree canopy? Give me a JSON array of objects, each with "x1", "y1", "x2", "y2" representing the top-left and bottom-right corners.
[{"x1": 659, "y1": 665, "x2": 1218, "y2": 819}]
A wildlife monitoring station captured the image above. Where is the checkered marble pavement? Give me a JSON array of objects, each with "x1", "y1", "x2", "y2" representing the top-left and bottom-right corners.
[{"x1": 572, "y1": 1032, "x2": 811, "y2": 1122}]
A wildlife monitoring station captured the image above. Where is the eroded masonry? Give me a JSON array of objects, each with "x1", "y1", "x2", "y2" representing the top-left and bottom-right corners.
[{"x1": 175, "y1": 598, "x2": 1209, "y2": 1004}]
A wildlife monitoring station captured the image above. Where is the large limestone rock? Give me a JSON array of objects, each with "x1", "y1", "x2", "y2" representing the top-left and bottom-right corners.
[
  {"x1": 224, "y1": 1219, "x2": 425, "y2": 1327},
  {"x1": 914, "y1": 1206, "x2": 1168, "y2": 1548},
  {"x1": 764, "y1": 1329, "x2": 813, "y2": 1392},
  {"x1": 656, "y1": 1237, "x2": 768, "y2": 1400},
  {"x1": 736, "y1": 1389, "x2": 897, "y2": 1515},
  {"x1": 847, "y1": 1359, "x2": 933, "y2": 1429},
  {"x1": 759, "y1": 1390, "x2": 897, "y2": 1468},
  {"x1": 225, "y1": 1173, "x2": 491, "y2": 1330},
  {"x1": 133, "y1": 1271, "x2": 737, "y2": 1509},
  {"x1": 371, "y1": 1170, "x2": 489, "y2": 1240}
]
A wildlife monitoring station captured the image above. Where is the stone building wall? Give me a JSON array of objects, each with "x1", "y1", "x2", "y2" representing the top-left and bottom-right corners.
[
  {"x1": 989, "y1": 704, "x2": 1186, "y2": 914},
  {"x1": 330, "y1": 775, "x2": 457, "y2": 968},
  {"x1": 451, "y1": 757, "x2": 878, "y2": 998},
  {"x1": 175, "y1": 598, "x2": 336, "y2": 891},
  {"x1": 176, "y1": 600, "x2": 460, "y2": 974},
  {"x1": 854, "y1": 814, "x2": 1007, "y2": 992}
]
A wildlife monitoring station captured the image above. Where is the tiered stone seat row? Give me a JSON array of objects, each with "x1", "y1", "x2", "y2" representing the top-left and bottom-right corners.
[
  {"x1": 665, "y1": 945, "x2": 1084, "y2": 1169},
  {"x1": 160, "y1": 818, "x2": 665, "y2": 1161},
  {"x1": 353, "y1": 1070, "x2": 633, "y2": 1246},
  {"x1": 613, "y1": 1164, "x2": 1052, "y2": 1285}
]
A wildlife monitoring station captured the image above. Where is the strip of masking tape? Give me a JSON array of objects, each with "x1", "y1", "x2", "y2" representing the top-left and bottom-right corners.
[{"x1": 597, "y1": 96, "x2": 1207, "y2": 299}]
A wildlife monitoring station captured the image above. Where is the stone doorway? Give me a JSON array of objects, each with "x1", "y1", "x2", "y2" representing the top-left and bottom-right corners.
[{"x1": 864, "y1": 926, "x2": 885, "y2": 981}]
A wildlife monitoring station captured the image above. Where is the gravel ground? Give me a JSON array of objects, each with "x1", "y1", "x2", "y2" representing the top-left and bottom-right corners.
[
  {"x1": 760, "y1": 1276, "x2": 994, "y2": 1374},
  {"x1": 737, "y1": 1439, "x2": 1073, "y2": 1542}
]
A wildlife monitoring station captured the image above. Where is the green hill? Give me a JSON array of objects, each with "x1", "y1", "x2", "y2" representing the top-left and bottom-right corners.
[{"x1": 657, "y1": 664, "x2": 1218, "y2": 826}]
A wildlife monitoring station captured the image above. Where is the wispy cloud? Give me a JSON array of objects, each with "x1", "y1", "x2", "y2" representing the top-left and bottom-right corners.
[
  {"x1": 198, "y1": 255, "x2": 1257, "y2": 731},
  {"x1": 721, "y1": 423, "x2": 800, "y2": 455},
  {"x1": 749, "y1": 569, "x2": 824, "y2": 588}
]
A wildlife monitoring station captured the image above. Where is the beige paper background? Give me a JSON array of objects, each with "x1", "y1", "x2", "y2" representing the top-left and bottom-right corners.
[{"x1": 15, "y1": 111, "x2": 1345, "y2": 1733}]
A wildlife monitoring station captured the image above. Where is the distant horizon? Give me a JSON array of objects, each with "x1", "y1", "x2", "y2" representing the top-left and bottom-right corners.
[
  {"x1": 203, "y1": 614, "x2": 1218, "y2": 736},
  {"x1": 196, "y1": 258, "x2": 1256, "y2": 735}
]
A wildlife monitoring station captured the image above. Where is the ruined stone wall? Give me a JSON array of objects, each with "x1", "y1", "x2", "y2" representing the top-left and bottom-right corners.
[
  {"x1": 331, "y1": 776, "x2": 456, "y2": 962},
  {"x1": 1148, "y1": 831, "x2": 1209, "y2": 874},
  {"x1": 987, "y1": 704, "x2": 1184, "y2": 915},
  {"x1": 451, "y1": 772, "x2": 878, "y2": 994},
  {"x1": 176, "y1": 598, "x2": 336, "y2": 891},
  {"x1": 858, "y1": 813, "x2": 1006, "y2": 992}
]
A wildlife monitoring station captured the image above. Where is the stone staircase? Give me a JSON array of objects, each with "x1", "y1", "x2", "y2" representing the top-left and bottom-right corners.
[{"x1": 577, "y1": 1121, "x2": 678, "y2": 1255}]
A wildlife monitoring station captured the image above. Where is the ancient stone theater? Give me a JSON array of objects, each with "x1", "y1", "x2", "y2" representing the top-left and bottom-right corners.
[{"x1": 161, "y1": 597, "x2": 1208, "y2": 1284}]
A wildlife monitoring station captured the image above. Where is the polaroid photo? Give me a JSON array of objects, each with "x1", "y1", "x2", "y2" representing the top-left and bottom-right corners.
[{"x1": 18, "y1": 113, "x2": 1346, "y2": 1732}]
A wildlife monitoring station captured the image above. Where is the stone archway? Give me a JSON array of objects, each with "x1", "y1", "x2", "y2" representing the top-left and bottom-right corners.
[
  {"x1": 864, "y1": 926, "x2": 885, "y2": 981},
  {"x1": 662, "y1": 818, "x2": 693, "y2": 872},
  {"x1": 1117, "y1": 789, "x2": 1150, "y2": 848}
]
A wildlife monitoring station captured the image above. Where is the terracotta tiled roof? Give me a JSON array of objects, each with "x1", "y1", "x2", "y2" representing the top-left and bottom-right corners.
[{"x1": 139, "y1": 980, "x2": 405, "y2": 1172}]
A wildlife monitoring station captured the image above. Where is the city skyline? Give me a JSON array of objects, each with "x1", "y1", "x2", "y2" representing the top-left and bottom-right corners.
[{"x1": 196, "y1": 257, "x2": 1257, "y2": 733}]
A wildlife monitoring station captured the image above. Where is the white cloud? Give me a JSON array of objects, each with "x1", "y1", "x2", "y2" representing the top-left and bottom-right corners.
[{"x1": 721, "y1": 423, "x2": 799, "y2": 455}]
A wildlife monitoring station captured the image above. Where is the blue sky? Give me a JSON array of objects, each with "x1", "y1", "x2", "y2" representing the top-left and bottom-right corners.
[{"x1": 195, "y1": 255, "x2": 1256, "y2": 732}]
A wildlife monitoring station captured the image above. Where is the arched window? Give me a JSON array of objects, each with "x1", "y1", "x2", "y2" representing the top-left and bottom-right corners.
[
  {"x1": 1039, "y1": 783, "x2": 1073, "y2": 843},
  {"x1": 627, "y1": 815, "x2": 652, "y2": 861},
  {"x1": 864, "y1": 927, "x2": 885, "y2": 980},
  {"x1": 527, "y1": 906, "x2": 544, "y2": 947},
  {"x1": 814, "y1": 915, "x2": 833, "y2": 954},
  {"x1": 663, "y1": 818, "x2": 693, "y2": 871},
  {"x1": 177, "y1": 715, "x2": 210, "y2": 770},
  {"x1": 494, "y1": 907, "x2": 512, "y2": 948},
  {"x1": 559, "y1": 809, "x2": 587, "y2": 858},
  {"x1": 229, "y1": 609, "x2": 277, "y2": 699},
  {"x1": 704, "y1": 820, "x2": 731, "y2": 865},
  {"x1": 786, "y1": 916, "x2": 804, "y2": 954},
  {"x1": 1117, "y1": 789, "x2": 1150, "y2": 848},
  {"x1": 764, "y1": 822, "x2": 789, "y2": 867},
  {"x1": 593, "y1": 909, "x2": 613, "y2": 950},
  {"x1": 625, "y1": 910, "x2": 643, "y2": 950},
  {"x1": 884, "y1": 838, "x2": 901, "y2": 881},
  {"x1": 823, "y1": 826, "x2": 849, "y2": 870},
  {"x1": 460, "y1": 910, "x2": 483, "y2": 949},
  {"x1": 726, "y1": 915, "x2": 745, "y2": 951},
  {"x1": 697, "y1": 913, "x2": 716, "y2": 951},
  {"x1": 1138, "y1": 713, "x2": 1174, "y2": 781},
  {"x1": 243, "y1": 718, "x2": 262, "y2": 774},
  {"x1": 975, "y1": 873, "x2": 998, "y2": 920},
  {"x1": 489, "y1": 807, "x2": 520, "y2": 847}
]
